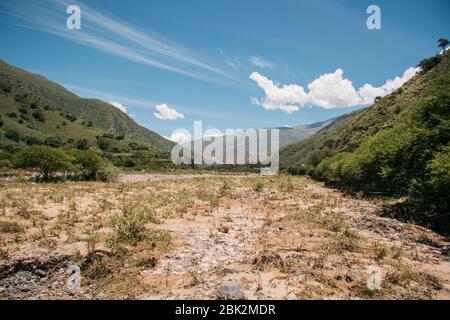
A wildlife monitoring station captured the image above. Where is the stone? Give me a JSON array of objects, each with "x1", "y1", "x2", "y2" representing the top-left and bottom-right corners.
[
  {"x1": 34, "y1": 269, "x2": 47, "y2": 277},
  {"x1": 217, "y1": 281, "x2": 245, "y2": 300},
  {"x1": 16, "y1": 271, "x2": 33, "y2": 281}
]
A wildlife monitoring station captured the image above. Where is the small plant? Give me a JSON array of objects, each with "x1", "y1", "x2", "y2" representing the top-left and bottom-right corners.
[
  {"x1": 0, "y1": 220, "x2": 23, "y2": 233},
  {"x1": 278, "y1": 176, "x2": 294, "y2": 192},
  {"x1": 109, "y1": 203, "x2": 158, "y2": 246},
  {"x1": 254, "y1": 181, "x2": 264, "y2": 192}
]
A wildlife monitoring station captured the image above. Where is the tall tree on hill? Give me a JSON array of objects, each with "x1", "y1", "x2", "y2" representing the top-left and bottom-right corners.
[{"x1": 438, "y1": 38, "x2": 449, "y2": 52}]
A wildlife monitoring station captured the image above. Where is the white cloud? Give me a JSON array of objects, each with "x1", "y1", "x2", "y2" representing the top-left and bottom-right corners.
[
  {"x1": 164, "y1": 130, "x2": 191, "y2": 144},
  {"x1": 249, "y1": 56, "x2": 275, "y2": 69},
  {"x1": 250, "y1": 66, "x2": 419, "y2": 113},
  {"x1": 154, "y1": 104, "x2": 185, "y2": 120},
  {"x1": 358, "y1": 67, "x2": 419, "y2": 104},
  {"x1": 110, "y1": 101, "x2": 127, "y2": 113}
]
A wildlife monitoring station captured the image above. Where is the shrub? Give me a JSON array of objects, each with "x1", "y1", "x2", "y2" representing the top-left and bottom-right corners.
[
  {"x1": 254, "y1": 181, "x2": 264, "y2": 192},
  {"x1": 426, "y1": 145, "x2": 450, "y2": 210},
  {"x1": 128, "y1": 141, "x2": 150, "y2": 151},
  {"x1": 5, "y1": 130, "x2": 20, "y2": 142},
  {"x1": 69, "y1": 149, "x2": 112, "y2": 181},
  {"x1": 97, "y1": 137, "x2": 110, "y2": 151},
  {"x1": 23, "y1": 136, "x2": 44, "y2": 146},
  {"x1": 13, "y1": 145, "x2": 72, "y2": 180},
  {"x1": 45, "y1": 136, "x2": 63, "y2": 148},
  {"x1": 18, "y1": 107, "x2": 28, "y2": 114},
  {"x1": 75, "y1": 138, "x2": 89, "y2": 150},
  {"x1": 418, "y1": 55, "x2": 442, "y2": 74},
  {"x1": 109, "y1": 204, "x2": 158, "y2": 246},
  {"x1": 0, "y1": 159, "x2": 12, "y2": 170},
  {"x1": 32, "y1": 110, "x2": 45, "y2": 122},
  {"x1": 6, "y1": 112, "x2": 17, "y2": 118}
]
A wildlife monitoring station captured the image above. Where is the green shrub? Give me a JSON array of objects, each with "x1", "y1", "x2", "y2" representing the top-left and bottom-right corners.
[
  {"x1": 69, "y1": 149, "x2": 116, "y2": 181},
  {"x1": 45, "y1": 136, "x2": 63, "y2": 147},
  {"x1": 75, "y1": 138, "x2": 89, "y2": 150},
  {"x1": 32, "y1": 110, "x2": 45, "y2": 122},
  {"x1": 109, "y1": 204, "x2": 158, "y2": 246},
  {"x1": 13, "y1": 145, "x2": 72, "y2": 180},
  {"x1": 5, "y1": 130, "x2": 20, "y2": 142},
  {"x1": 0, "y1": 159, "x2": 12, "y2": 170},
  {"x1": 426, "y1": 145, "x2": 450, "y2": 209}
]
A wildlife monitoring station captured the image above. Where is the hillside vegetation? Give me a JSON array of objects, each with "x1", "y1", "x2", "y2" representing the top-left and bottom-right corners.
[
  {"x1": 281, "y1": 51, "x2": 450, "y2": 221},
  {"x1": 0, "y1": 59, "x2": 174, "y2": 157}
]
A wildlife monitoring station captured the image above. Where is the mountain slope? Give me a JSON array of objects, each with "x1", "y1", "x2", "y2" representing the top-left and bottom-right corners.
[
  {"x1": 280, "y1": 51, "x2": 450, "y2": 222},
  {"x1": 0, "y1": 59, "x2": 174, "y2": 153},
  {"x1": 281, "y1": 51, "x2": 449, "y2": 169},
  {"x1": 277, "y1": 118, "x2": 336, "y2": 147}
]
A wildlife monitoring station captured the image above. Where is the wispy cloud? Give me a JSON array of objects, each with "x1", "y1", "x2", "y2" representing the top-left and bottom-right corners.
[
  {"x1": 220, "y1": 50, "x2": 276, "y2": 71},
  {"x1": 248, "y1": 56, "x2": 275, "y2": 69},
  {"x1": 0, "y1": 0, "x2": 235, "y2": 83}
]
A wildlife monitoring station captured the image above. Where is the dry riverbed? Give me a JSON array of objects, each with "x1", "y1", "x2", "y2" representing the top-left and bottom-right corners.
[{"x1": 0, "y1": 173, "x2": 449, "y2": 300}]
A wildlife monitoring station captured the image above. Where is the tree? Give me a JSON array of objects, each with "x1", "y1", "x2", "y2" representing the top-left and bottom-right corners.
[
  {"x1": 438, "y1": 38, "x2": 449, "y2": 51},
  {"x1": 69, "y1": 149, "x2": 105, "y2": 180},
  {"x1": 417, "y1": 55, "x2": 442, "y2": 74},
  {"x1": 13, "y1": 145, "x2": 72, "y2": 180}
]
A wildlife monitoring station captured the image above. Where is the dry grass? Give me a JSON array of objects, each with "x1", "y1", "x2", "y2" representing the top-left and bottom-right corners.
[{"x1": 0, "y1": 174, "x2": 447, "y2": 300}]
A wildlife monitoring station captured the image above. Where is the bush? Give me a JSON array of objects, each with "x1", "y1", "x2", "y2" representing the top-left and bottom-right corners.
[
  {"x1": 426, "y1": 145, "x2": 450, "y2": 210},
  {"x1": 32, "y1": 110, "x2": 45, "y2": 122},
  {"x1": 418, "y1": 55, "x2": 442, "y2": 74},
  {"x1": 6, "y1": 112, "x2": 17, "y2": 118},
  {"x1": 109, "y1": 204, "x2": 158, "y2": 246},
  {"x1": 75, "y1": 138, "x2": 90, "y2": 150},
  {"x1": 128, "y1": 141, "x2": 150, "y2": 151},
  {"x1": 69, "y1": 149, "x2": 115, "y2": 181},
  {"x1": 13, "y1": 145, "x2": 72, "y2": 180},
  {"x1": 45, "y1": 136, "x2": 63, "y2": 148},
  {"x1": 96, "y1": 137, "x2": 110, "y2": 151},
  {"x1": 23, "y1": 136, "x2": 44, "y2": 146},
  {"x1": 0, "y1": 159, "x2": 12, "y2": 170},
  {"x1": 5, "y1": 130, "x2": 20, "y2": 142}
]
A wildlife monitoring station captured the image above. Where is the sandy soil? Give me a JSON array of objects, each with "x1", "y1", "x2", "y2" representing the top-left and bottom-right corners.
[{"x1": 0, "y1": 173, "x2": 449, "y2": 300}]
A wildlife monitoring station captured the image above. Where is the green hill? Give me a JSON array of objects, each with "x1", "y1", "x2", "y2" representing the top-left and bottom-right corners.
[
  {"x1": 0, "y1": 59, "x2": 174, "y2": 155},
  {"x1": 281, "y1": 50, "x2": 450, "y2": 216}
]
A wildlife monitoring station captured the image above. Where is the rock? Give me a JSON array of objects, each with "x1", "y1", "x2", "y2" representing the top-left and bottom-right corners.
[
  {"x1": 217, "y1": 281, "x2": 245, "y2": 300},
  {"x1": 34, "y1": 269, "x2": 46, "y2": 277},
  {"x1": 16, "y1": 271, "x2": 33, "y2": 281},
  {"x1": 345, "y1": 270, "x2": 364, "y2": 282},
  {"x1": 218, "y1": 225, "x2": 229, "y2": 234}
]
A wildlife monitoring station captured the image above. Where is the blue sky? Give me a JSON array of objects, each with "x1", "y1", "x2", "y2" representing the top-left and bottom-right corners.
[{"x1": 0, "y1": 0, "x2": 448, "y2": 141}]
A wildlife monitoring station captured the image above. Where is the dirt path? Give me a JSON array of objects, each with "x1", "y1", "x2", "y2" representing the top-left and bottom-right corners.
[{"x1": 118, "y1": 173, "x2": 255, "y2": 183}]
